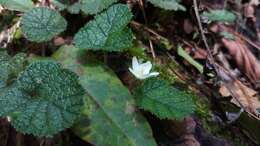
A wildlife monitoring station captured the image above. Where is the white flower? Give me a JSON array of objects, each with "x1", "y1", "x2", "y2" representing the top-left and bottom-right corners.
[
  {"x1": 129, "y1": 56, "x2": 159, "y2": 80},
  {"x1": 7, "y1": 116, "x2": 11, "y2": 122}
]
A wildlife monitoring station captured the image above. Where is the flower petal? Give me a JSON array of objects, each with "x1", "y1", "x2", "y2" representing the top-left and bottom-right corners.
[
  {"x1": 130, "y1": 68, "x2": 149, "y2": 80},
  {"x1": 129, "y1": 68, "x2": 142, "y2": 79},
  {"x1": 149, "y1": 72, "x2": 160, "y2": 77},
  {"x1": 7, "y1": 116, "x2": 11, "y2": 122},
  {"x1": 141, "y1": 61, "x2": 152, "y2": 74},
  {"x1": 129, "y1": 56, "x2": 159, "y2": 80},
  {"x1": 138, "y1": 72, "x2": 159, "y2": 80},
  {"x1": 132, "y1": 56, "x2": 139, "y2": 70},
  {"x1": 129, "y1": 67, "x2": 136, "y2": 75}
]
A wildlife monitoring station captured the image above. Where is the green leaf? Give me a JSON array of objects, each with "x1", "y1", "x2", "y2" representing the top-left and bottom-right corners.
[
  {"x1": 0, "y1": 61, "x2": 84, "y2": 137},
  {"x1": 74, "y1": 4, "x2": 133, "y2": 52},
  {"x1": 52, "y1": 0, "x2": 81, "y2": 14},
  {"x1": 202, "y1": 9, "x2": 236, "y2": 23},
  {"x1": 21, "y1": 7, "x2": 67, "y2": 42},
  {"x1": 0, "y1": 51, "x2": 26, "y2": 88},
  {"x1": 147, "y1": 0, "x2": 186, "y2": 11},
  {"x1": 53, "y1": 45, "x2": 157, "y2": 146},
  {"x1": 177, "y1": 45, "x2": 203, "y2": 73},
  {"x1": 0, "y1": 0, "x2": 34, "y2": 12},
  {"x1": 80, "y1": 0, "x2": 118, "y2": 14},
  {"x1": 134, "y1": 78, "x2": 195, "y2": 119},
  {"x1": 52, "y1": 0, "x2": 117, "y2": 14},
  {"x1": 67, "y1": 2, "x2": 81, "y2": 14},
  {"x1": 0, "y1": 51, "x2": 10, "y2": 88},
  {"x1": 52, "y1": 0, "x2": 68, "y2": 11}
]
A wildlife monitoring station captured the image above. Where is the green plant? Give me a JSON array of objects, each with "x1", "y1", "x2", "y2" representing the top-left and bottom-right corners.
[
  {"x1": 134, "y1": 78, "x2": 195, "y2": 119},
  {"x1": 0, "y1": 0, "x2": 195, "y2": 144},
  {"x1": 53, "y1": 45, "x2": 157, "y2": 146},
  {"x1": 21, "y1": 7, "x2": 67, "y2": 42},
  {"x1": 74, "y1": 4, "x2": 133, "y2": 51},
  {"x1": 0, "y1": 51, "x2": 26, "y2": 88},
  {"x1": 201, "y1": 9, "x2": 236, "y2": 23},
  {"x1": 0, "y1": 0, "x2": 34, "y2": 12},
  {"x1": 0, "y1": 59, "x2": 84, "y2": 137},
  {"x1": 80, "y1": 0, "x2": 118, "y2": 14},
  {"x1": 147, "y1": 0, "x2": 186, "y2": 11}
]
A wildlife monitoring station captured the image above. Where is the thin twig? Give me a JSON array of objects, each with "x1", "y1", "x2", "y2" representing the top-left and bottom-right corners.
[
  {"x1": 132, "y1": 10, "x2": 259, "y2": 119},
  {"x1": 130, "y1": 21, "x2": 167, "y2": 40},
  {"x1": 193, "y1": 0, "x2": 215, "y2": 64},
  {"x1": 138, "y1": 0, "x2": 147, "y2": 24},
  {"x1": 216, "y1": 64, "x2": 260, "y2": 120},
  {"x1": 137, "y1": 0, "x2": 156, "y2": 58},
  {"x1": 192, "y1": 0, "x2": 260, "y2": 119},
  {"x1": 166, "y1": 52, "x2": 188, "y2": 81}
]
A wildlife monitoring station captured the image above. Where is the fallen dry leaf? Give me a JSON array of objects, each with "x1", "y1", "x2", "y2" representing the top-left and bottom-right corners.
[
  {"x1": 249, "y1": 0, "x2": 259, "y2": 5},
  {"x1": 244, "y1": 0, "x2": 259, "y2": 19},
  {"x1": 243, "y1": 3, "x2": 255, "y2": 19},
  {"x1": 173, "y1": 135, "x2": 201, "y2": 146},
  {"x1": 53, "y1": 36, "x2": 73, "y2": 46},
  {"x1": 192, "y1": 47, "x2": 208, "y2": 60},
  {"x1": 243, "y1": 0, "x2": 259, "y2": 42},
  {"x1": 0, "y1": 21, "x2": 20, "y2": 48},
  {"x1": 221, "y1": 38, "x2": 260, "y2": 84},
  {"x1": 210, "y1": 23, "x2": 260, "y2": 86},
  {"x1": 183, "y1": 19, "x2": 195, "y2": 34},
  {"x1": 219, "y1": 79, "x2": 260, "y2": 119},
  {"x1": 183, "y1": 47, "x2": 208, "y2": 60}
]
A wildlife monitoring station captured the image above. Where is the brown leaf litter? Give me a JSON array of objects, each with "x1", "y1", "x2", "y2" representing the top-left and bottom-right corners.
[
  {"x1": 210, "y1": 24, "x2": 260, "y2": 87},
  {"x1": 219, "y1": 79, "x2": 260, "y2": 119}
]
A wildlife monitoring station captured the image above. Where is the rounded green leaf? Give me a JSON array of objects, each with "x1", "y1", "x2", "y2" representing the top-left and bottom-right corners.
[
  {"x1": 80, "y1": 0, "x2": 118, "y2": 14},
  {"x1": 134, "y1": 78, "x2": 195, "y2": 120},
  {"x1": 52, "y1": 0, "x2": 81, "y2": 14},
  {"x1": 0, "y1": 61, "x2": 84, "y2": 137},
  {"x1": 73, "y1": 4, "x2": 133, "y2": 52},
  {"x1": 0, "y1": 0, "x2": 34, "y2": 12},
  {"x1": 21, "y1": 7, "x2": 67, "y2": 42}
]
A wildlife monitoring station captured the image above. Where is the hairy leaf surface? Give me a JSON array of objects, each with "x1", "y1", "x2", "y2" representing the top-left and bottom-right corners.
[
  {"x1": 0, "y1": 0, "x2": 34, "y2": 12},
  {"x1": 52, "y1": 0, "x2": 69, "y2": 10},
  {"x1": 147, "y1": 0, "x2": 186, "y2": 11},
  {"x1": 0, "y1": 61, "x2": 84, "y2": 137},
  {"x1": 80, "y1": 0, "x2": 118, "y2": 14},
  {"x1": 21, "y1": 7, "x2": 67, "y2": 42},
  {"x1": 74, "y1": 4, "x2": 133, "y2": 52},
  {"x1": 53, "y1": 45, "x2": 157, "y2": 146},
  {"x1": 134, "y1": 78, "x2": 195, "y2": 119},
  {"x1": 0, "y1": 51, "x2": 26, "y2": 88},
  {"x1": 52, "y1": 0, "x2": 81, "y2": 14}
]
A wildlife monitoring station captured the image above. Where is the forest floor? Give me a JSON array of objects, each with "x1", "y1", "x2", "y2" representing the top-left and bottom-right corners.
[{"x1": 0, "y1": 0, "x2": 260, "y2": 146}]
